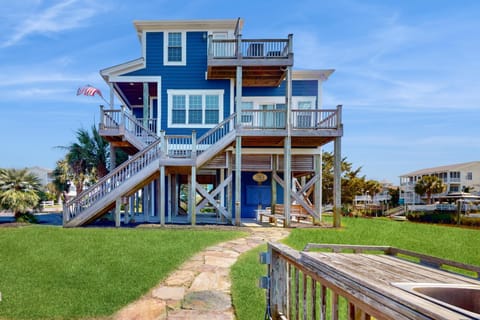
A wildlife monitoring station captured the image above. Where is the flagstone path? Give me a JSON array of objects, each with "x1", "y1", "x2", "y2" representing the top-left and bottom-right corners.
[{"x1": 113, "y1": 227, "x2": 290, "y2": 320}]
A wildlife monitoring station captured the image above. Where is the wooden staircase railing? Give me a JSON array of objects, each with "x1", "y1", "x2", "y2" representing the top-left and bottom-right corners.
[{"x1": 63, "y1": 138, "x2": 162, "y2": 224}]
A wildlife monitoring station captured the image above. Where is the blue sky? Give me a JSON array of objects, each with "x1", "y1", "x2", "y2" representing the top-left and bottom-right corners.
[{"x1": 0, "y1": 0, "x2": 479, "y2": 184}]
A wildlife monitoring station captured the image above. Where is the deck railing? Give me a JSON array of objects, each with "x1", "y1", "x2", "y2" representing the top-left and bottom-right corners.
[
  {"x1": 208, "y1": 35, "x2": 292, "y2": 60},
  {"x1": 63, "y1": 139, "x2": 163, "y2": 223},
  {"x1": 240, "y1": 107, "x2": 341, "y2": 130},
  {"x1": 264, "y1": 242, "x2": 480, "y2": 320},
  {"x1": 165, "y1": 135, "x2": 193, "y2": 158},
  {"x1": 196, "y1": 113, "x2": 236, "y2": 156},
  {"x1": 100, "y1": 107, "x2": 159, "y2": 145}
]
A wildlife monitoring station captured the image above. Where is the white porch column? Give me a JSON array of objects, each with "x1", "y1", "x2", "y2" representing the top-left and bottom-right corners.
[{"x1": 235, "y1": 64, "x2": 242, "y2": 226}]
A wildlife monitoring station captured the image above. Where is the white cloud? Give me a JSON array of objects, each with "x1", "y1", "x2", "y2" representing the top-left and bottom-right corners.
[{"x1": 1, "y1": 0, "x2": 105, "y2": 47}]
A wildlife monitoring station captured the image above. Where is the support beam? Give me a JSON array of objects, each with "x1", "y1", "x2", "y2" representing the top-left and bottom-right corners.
[
  {"x1": 234, "y1": 64, "x2": 243, "y2": 226},
  {"x1": 227, "y1": 152, "x2": 233, "y2": 220},
  {"x1": 143, "y1": 82, "x2": 149, "y2": 127},
  {"x1": 167, "y1": 174, "x2": 173, "y2": 223},
  {"x1": 283, "y1": 65, "x2": 293, "y2": 227},
  {"x1": 190, "y1": 130, "x2": 197, "y2": 226},
  {"x1": 115, "y1": 198, "x2": 121, "y2": 228},
  {"x1": 190, "y1": 167, "x2": 197, "y2": 225},
  {"x1": 271, "y1": 155, "x2": 277, "y2": 215},
  {"x1": 315, "y1": 152, "x2": 322, "y2": 223},
  {"x1": 158, "y1": 171, "x2": 165, "y2": 226},
  {"x1": 143, "y1": 186, "x2": 149, "y2": 223},
  {"x1": 235, "y1": 136, "x2": 242, "y2": 226},
  {"x1": 333, "y1": 136, "x2": 342, "y2": 227}
]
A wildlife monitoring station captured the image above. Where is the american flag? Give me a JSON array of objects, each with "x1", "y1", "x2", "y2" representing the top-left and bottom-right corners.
[{"x1": 76, "y1": 85, "x2": 103, "y2": 98}]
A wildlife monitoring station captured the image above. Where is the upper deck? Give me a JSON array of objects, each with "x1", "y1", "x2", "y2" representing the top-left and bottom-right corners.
[{"x1": 207, "y1": 34, "x2": 294, "y2": 87}]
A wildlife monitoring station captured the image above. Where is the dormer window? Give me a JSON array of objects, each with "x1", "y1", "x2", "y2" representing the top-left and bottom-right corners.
[{"x1": 164, "y1": 31, "x2": 186, "y2": 66}]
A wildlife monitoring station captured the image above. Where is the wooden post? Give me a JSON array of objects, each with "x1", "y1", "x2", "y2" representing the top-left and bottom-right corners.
[
  {"x1": 234, "y1": 64, "x2": 243, "y2": 226},
  {"x1": 235, "y1": 137, "x2": 242, "y2": 226},
  {"x1": 158, "y1": 174, "x2": 165, "y2": 226},
  {"x1": 124, "y1": 197, "x2": 129, "y2": 224},
  {"x1": 269, "y1": 245, "x2": 288, "y2": 319},
  {"x1": 283, "y1": 66, "x2": 293, "y2": 227},
  {"x1": 99, "y1": 105, "x2": 105, "y2": 129},
  {"x1": 143, "y1": 186, "x2": 149, "y2": 223},
  {"x1": 109, "y1": 82, "x2": 114, "y2": 108},
  {"x1": 315, "y1": 152, "x2": 322, "y2": 224},
  {"x1": 190, "y1": 131, "x2": 197, "y2": 225},
  {"x1": 167, "y1": 174, "x2": 172, "y2": 223},
  {"x1": 143, "y1": 82, "x2": 149, "y2": 128},
  {"x1": 115, "y1": 197, "x2": 121, "y2": 228},
  {"x1": 272, "y1": 155, "x2": 277, "y2": 215},
  {"x1": 333, "y1": 136, "x2": 342, "y2": 227},
  {"x1": 227, "y1": 151, "x2": 233, "y2": 220}
]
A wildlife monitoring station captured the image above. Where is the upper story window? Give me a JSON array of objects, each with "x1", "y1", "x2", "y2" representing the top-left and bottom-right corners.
[
  {"x1": 164, "y1": 31, "x2": 186, "y2": 66},
  {"x1": 168, "y1": 89, "x2": 224, "y2": 128},
  {"x1": 466, "y1": 172, "x2": 473, "y2": 180}
]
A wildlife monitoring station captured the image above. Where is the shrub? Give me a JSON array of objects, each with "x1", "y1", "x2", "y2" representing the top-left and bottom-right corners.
[{"x1": 406, "y1": 211, "x2": 455, "y2": 224}]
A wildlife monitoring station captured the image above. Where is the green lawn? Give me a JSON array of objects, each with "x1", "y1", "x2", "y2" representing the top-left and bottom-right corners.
[
  {"x1": 0, "y1": 226, "x2": 244, "y2": 320},
  {"x1": 231, "y1": 218, "x2": 480, "y2": 320}
]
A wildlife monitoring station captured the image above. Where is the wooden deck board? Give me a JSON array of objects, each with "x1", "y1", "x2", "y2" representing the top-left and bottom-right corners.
[{"x1": 300, "y1": 251, "x2": 478, "y2": 319}]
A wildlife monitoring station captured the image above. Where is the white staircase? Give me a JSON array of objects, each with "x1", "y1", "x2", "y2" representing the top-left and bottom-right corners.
[{"x1": 63, "y1": 112, "x2": 237, "y2": 227}]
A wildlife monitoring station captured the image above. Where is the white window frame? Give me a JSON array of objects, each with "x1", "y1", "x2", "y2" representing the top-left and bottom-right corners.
[
  {"x1": 164, "y1": 31, "x2": 187, "y2": 66},
  {"x1": 240, "y1": 96, "x2": 317, "y2": 110},
  {"x1": 240, "y1": 96, "x2": 316, "y2": 127},
  {"x1": 167, "y1": 89, "x2": 224, "y2": 128}
]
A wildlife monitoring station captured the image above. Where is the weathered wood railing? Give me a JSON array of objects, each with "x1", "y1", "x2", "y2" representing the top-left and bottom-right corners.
[
  {"x1": 165, "y1": 135, "x2": 193, "y2": 158},
  {"x1": 100, "y1": 106, "x2": 159, "y2": 145},
  {"x1": 208, "y1": 35, "x2": 292, "y2": 59},
  {"x1": 63, "y1": 139, "x2": 163, "y2": 223},
  {"x1": 196, "y1": 113, "x2": 236, "y2": 156},
  {"x1": 123, "y1": 112, "x2": 158, "y2": 145},
  {"x1": 241, "y1": 106, "x2": 342, "y2": 130},
  {"x1": 264, "y1": 242, "x2": 480, "y2": 320}
]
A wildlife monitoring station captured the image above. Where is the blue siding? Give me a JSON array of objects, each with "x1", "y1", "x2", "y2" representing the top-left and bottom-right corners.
[
  {"x1": 243, "y1": 80, "x2": 318, "y2": 99},
  {"x1": 233, "y1": 172, "x2": 285, "y2": 218},
  {"x1": 123, "y1": 31, "x2": 231, "y2": 137}
]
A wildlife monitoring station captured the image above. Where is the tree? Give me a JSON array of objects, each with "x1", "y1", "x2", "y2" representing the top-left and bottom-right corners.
[
  {"x1": 0, "y1": 168, "x2": 42, "y2": 220},
  {"x1": 414, "y1": 175, "x2": 445, "y2": 204},
  {"x1": 62, "y1": 126, "x2": 110, "y2": 193}
]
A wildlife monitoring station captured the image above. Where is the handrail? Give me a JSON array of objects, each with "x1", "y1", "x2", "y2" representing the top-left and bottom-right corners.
[
  {"x1": 64, "y1": 139, "x2": 163, "y2": 222},
  {"x1": 196, "y1": 113, "x2": 236, "y2": 156},
  {"x1": 101, "y1": 107, "x2": 159, "y2": 145},
  {"x1": 123, "y1": 112, "x2": 158, "y2": 145},
  {"x1": 209, "y1": 37, "x2": 291, "y2": 59}
]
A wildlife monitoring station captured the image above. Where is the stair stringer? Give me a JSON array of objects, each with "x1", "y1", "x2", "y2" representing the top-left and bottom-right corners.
[{"x1": 64, "y1": 159, "x2": 160, "y2": 227}]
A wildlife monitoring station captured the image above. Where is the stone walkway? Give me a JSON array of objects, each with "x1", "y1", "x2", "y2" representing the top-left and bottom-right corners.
[{"x1": 113, "y1": 227, "x2": 290, "y2": 320}]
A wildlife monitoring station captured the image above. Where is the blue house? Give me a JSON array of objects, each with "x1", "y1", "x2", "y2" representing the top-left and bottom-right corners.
[{"x1": 63, "y1": 19, "x2": 343, "y2": 227}]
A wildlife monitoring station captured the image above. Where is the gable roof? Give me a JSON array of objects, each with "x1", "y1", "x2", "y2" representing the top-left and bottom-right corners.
[
  {"x1": 401, "y1": 161, "x2": 480, "y2": 177},
  {"x1": 133, "y1": 19, "x2": 243, "y2": 40}
]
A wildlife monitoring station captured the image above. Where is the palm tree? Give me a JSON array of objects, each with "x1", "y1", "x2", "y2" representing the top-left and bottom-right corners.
[
  {"x1": 0, "y1": 168, "x2": 42, "y2": 219},
  {"x1": 414, "y1": 175, "x2": 445, "y2": 204},
  {"x1": 62, "y1": 126, "x2": 110, "y2": 193}
]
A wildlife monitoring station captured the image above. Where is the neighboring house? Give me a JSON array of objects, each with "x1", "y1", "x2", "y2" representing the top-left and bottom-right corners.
[
  {"x1": 27, "y1": 166, "x2": 53, "y2": 187},
  {"x1": 63, "y1": 18, "x2": 344, "y2": 227},
  {"x1": 399, "y1": 161, "x2": 480, "y2": 204}
]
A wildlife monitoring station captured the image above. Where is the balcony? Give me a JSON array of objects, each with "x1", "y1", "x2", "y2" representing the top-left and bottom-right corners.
[{"x1": 207, "y1": 35, "x2": 293, "y2": 87}]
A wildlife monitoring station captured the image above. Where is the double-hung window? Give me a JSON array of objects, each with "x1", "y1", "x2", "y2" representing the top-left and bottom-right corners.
[
  {"x1": 168, "y1": 90, "x2": 224, "y2": 127},
  {"x1": 164, "y1": 31, "x2": 186, "y2": 65}
]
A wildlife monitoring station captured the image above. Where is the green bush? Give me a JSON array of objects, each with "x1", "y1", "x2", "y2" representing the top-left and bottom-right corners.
[{"x1": 406, "y1": 211, "x2": 455, "y2": 224}]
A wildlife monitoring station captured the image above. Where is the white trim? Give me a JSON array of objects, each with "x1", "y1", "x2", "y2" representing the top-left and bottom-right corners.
[
  {"x1": 163, "y1": 31, "x2": 187, "y2": 66},
  {"x1": 100, "y1": 58, "x2": 145, "y2": 81},
  {"x1": 228, "y1": 147, "x2": 322, "y2": 155},
  {"x1": 167, "y1": 89, "x2": 224, "y2": 128},
  {"x1": 293, "y1": 69, "x2": 335, "y2": 81},
  {"x1": 241, "y1": 96, "x2": 317, "y2": 109}
]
